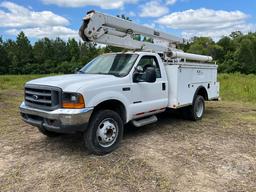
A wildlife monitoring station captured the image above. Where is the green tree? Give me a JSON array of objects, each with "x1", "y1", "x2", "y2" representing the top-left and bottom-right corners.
[
  {"x1": 16, "y1": 32, "x2": 33, "y2": 74},
  {"x1": 67, "y1": 38, "x2": 79, "y2": 62},
  {"x1": 79, "y1": 42, "x2": 101, "y2": 67},
  {"x1": 218, "y1": 36, "x2": 235, "y2": 53},
  {"x1": 217, "y1": 36, "x2": 235, "y2": 64},
  {"x1": 187, "y1": 37, "x2": 223, "y2": 61},
  {"x1": 0, "y1": 37, "x2": 10, "y2": 74},
  {"x1": 52, "y1": 37, "x2": 68, "y2": 63},
  {"x1": 33, "y1": 38, "x2": 54, "y2": 64},
  {"x1": 33, "y1": 39, "x2": 46, "y2": 64},
  {"x1": 237, "y1": 36, "x2": 256, "y2": 74},
  {"x1": 4, "y1": 39, "x2": 18, "y2": 74},
  {"x1": 2, "y1": 30, "x2": 256, "y2": 75},
  {"x1": 217, "y1": 32, "x2": 256, "y2": 74}
]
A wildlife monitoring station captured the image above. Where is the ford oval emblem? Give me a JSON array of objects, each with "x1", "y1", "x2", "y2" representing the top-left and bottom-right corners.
[{"x1": 33, "y1": 95, "x2": 39, "y2": 100}]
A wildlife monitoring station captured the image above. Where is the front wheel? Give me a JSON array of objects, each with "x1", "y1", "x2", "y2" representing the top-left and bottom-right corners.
[{"x1": 84, "y1": 110, "x2": 124, "y2": 155}]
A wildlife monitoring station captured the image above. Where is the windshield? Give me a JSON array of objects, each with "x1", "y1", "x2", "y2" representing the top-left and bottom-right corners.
[{"x1": 79, "y1": 53, "x2": 138, "y2": 77}]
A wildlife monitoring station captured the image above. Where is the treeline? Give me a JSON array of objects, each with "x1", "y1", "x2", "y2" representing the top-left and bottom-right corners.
[
  {"x1": 0, "y1": 32, "x2": 103, "y2": 74},
  {"x1": 0, "y1": 31, "x2": 256, "y2": 75},
  {"x1": 182, "y1": 31, "x2": 256, "y2": 74}
]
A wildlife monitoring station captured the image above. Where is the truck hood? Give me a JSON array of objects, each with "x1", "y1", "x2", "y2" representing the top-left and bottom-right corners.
[{"x1": 26, "y1": 74, "x2": 117, "y2": 92}]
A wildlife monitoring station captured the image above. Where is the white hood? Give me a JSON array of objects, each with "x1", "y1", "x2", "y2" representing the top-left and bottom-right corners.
[{"x1": 26, "y1": 74, "x2": 117, "y2": 92}]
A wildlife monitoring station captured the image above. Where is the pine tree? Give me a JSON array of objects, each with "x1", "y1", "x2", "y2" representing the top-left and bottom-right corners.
[
  {"x1": 67, "y1": 38, "x2": 79, "y2": 62},
  {"x1": 16, "y1": 32, "x2": 33, "y2": 74},
  {"x1": 0, "y1": 37, "x2": 10, "y2": 74},
  {"x1": 52, "y1": 37, "x2": 68, "y2": 63}
]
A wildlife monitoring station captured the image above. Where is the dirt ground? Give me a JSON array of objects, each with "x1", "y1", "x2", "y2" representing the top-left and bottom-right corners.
[{"x1": 0, "y1": 90, "x2": 255, "y2": 192}]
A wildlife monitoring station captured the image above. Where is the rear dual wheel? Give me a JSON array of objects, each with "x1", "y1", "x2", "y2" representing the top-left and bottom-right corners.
[{"x1": 184, "y1": 95, "x2": 205, "y2": 121}]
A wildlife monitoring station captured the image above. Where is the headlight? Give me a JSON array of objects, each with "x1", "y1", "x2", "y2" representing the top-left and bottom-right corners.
[{"x1": 62, "y1": 92, "x2": 85, "y2": 109}]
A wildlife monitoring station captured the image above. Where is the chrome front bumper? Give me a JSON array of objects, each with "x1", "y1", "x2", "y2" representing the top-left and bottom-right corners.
[{"x1": 20, "y1": 102, "x2": 94, "y2": 133}]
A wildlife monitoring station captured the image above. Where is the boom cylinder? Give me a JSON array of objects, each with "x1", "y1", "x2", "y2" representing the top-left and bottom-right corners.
[{"x1": 170, "y1": 51, "x2": 213, "y2": 62}]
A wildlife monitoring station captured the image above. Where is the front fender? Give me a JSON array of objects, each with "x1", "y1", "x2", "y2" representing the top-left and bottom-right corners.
[{"x1": 86, "y1": 91, "x2": 131, "y2": 122}]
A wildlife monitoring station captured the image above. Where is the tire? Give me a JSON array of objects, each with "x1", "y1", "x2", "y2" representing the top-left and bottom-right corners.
[
  {"x1": 38, "y1": 127, "x2": 61, "y2": 137},
  {"x1": 84, "y1": 110, "x2": 124, "y2": 155},
  {"x1": 186, "y1": 95, "x2": 205, "y2": 121}
]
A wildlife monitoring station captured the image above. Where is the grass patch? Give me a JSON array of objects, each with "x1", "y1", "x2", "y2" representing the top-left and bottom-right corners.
[
  {"x1": 0, "y1": 73, "x2": 256, "y2": 103},
  {"x1": 218, "y1": 73, "x2": 256, "y2": 104},
  {"x1": 0, "y1": 75, "x2": 50, "y2": 91}
]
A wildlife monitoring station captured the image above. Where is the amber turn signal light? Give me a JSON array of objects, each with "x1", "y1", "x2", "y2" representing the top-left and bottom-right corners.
[{"x1": 62, "y1": 93, "x2": 85, "y2": 109}]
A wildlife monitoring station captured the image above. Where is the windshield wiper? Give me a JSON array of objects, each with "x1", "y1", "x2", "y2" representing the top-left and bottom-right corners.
[
  {"x1": 97, "y1": 72, "x2": 120, "y2": 77},
  {"x1": 80, "y1": 72, "x2": 121, "y2": 77},
  {"x1": 107, "y1": 73, "x2": 122, "y2": 77}
]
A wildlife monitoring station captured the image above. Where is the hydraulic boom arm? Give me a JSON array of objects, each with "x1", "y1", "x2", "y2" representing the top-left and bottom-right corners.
[{"x1": 79, "y1": 10, "x2": 213, "y2": 62}]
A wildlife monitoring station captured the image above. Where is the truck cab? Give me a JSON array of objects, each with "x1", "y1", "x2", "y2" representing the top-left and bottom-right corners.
[{"x1": 20, "y1": 51, "x2": 219, "y2": 155}]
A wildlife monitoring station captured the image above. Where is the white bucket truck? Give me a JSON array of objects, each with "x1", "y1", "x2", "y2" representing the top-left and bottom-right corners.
[{"x1": 20, "y1": 11, "x2": 219, "y2": 155}]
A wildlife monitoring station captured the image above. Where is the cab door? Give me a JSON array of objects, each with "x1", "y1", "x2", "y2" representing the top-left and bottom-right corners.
[{"x1": 130, "y1": 55, "x2": 168, "y2": 118}]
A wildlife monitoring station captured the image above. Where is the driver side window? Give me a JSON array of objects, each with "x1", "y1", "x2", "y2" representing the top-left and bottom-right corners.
[{"x1": 137, "y1": 56, "x2": 161, "y2": 78}]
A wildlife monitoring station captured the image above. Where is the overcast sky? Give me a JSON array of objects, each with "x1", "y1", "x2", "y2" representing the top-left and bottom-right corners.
[{"x1": 0, "y1": 0, "x2": 255, "y2": 42}]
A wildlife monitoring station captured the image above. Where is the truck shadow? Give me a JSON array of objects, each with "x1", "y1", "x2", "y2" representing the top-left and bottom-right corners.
[
  {"x1": 124, "y1": 109, "x2": 184, "y2": 137},
  {"x1": 28, "y1": 108, "x2": 216, "y2": 155}
]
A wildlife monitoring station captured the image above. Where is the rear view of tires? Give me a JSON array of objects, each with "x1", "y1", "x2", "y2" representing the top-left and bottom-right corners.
[
  {"x1": 184, "y1": 95, "x2": 205, "y2": 121},
  {"x1": 84, "y1": 110, "x2": 124, "y2": 155}
]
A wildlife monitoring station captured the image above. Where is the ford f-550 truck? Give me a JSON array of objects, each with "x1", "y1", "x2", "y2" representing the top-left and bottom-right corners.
[{"x1": 20, "y1": 11, "x2": 219, "y2": 155}]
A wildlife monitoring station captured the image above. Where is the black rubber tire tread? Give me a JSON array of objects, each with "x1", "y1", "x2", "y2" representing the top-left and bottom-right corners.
[
  {"x1": 186, "y1": 95, "x2": 205, "y2": 121},
  {"x1": 37, "y1": 127, "x2": 62, "y2": 137},
  {"x1": 84, "y1": 110, "x2": 124, "y2": 155}
]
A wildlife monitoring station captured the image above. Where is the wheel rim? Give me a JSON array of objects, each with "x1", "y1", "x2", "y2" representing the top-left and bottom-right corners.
[
  {"x1": 195, "y1": 99, "x2": 204, "y2": 118},
  {"x1": 96, "y1": 118, "x2": 118, "y2": 148}
]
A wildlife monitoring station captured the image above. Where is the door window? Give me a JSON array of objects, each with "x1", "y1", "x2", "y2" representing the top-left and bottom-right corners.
[{"x1": 136, "y1": 56, "x2": 161, "y2": 78}]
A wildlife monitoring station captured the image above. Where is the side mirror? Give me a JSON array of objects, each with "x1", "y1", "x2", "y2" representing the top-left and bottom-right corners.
[
  {"x1": 133, "y1": 67, "x2": 156, "y2": 83},
  {"x1": 144, "y1": 67, "x2": 157, "y2": 83},
  {"x1": 135, "y1": 66, "x2": 144, "y2": 73}
]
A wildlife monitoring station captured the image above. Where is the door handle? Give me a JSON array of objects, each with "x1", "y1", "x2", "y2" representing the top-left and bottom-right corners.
[{"x1": 162, "y1": 83, "x2": 166, "y2": 91}]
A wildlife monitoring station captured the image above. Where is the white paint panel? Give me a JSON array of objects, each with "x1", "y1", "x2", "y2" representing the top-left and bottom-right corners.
[{"x1": 165, "y1": 62, "x2": 219, "y2": 108}]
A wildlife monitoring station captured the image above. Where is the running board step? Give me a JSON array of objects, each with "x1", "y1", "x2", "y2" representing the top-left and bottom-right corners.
[{"x1": 132, "y1": 115, "x2": 158, "y2": 127}]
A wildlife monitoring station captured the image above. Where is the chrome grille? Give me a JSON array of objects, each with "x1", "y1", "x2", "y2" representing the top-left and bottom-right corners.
[{"x1": 25, "y1": 85, "x2": 61, "y2": 110}]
